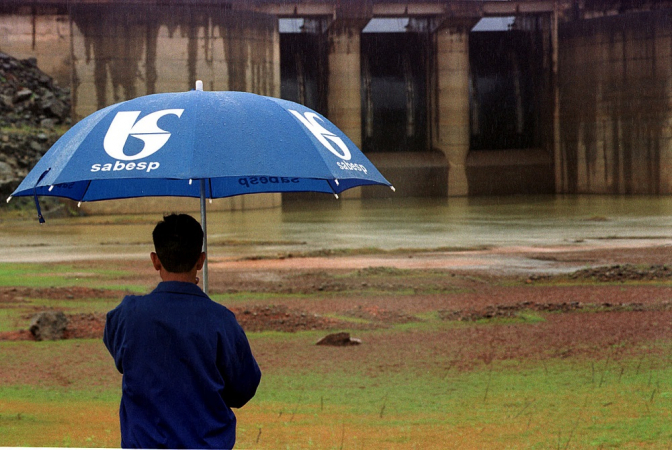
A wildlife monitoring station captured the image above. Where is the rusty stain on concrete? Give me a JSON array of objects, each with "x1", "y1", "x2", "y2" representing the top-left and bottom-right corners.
[
  {"x1": 69, "y1": 4, "x2": 278, "y2": 115},
  {"x1": 559, "y1": 10, "x2": 671, "y2": 194}
]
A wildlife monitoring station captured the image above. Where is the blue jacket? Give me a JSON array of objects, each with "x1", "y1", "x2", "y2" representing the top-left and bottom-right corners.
[{"x1": 103, "y1": 281, "x2": 261, "y2": 449}]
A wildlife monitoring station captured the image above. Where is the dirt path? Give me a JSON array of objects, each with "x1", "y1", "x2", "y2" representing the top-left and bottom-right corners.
[{"x1": 209, "y1": 241, "x2": 672, "y2": 273}]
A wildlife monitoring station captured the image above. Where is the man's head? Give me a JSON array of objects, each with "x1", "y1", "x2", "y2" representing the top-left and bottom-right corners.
[{"x1": 152, "y1": 214, "x2": 204, "y2": 273}]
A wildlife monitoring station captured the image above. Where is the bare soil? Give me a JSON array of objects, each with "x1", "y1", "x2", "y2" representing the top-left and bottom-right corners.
[{"x1": 1, "y1": 245, "x2": 670, "y2": 365}]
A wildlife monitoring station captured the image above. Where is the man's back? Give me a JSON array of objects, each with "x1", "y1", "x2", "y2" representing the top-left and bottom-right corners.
[{"x1": 104, "y1": 281, "x2": 261, "y2": 449}]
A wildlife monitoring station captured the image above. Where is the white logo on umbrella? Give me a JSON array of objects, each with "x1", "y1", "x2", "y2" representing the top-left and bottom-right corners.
[
  {"x1": 104, "y1": 109, "x2": 184, "y2": 161},
  {"x1": 289, "y1": 110, "x2": 352, "y2": 161}
]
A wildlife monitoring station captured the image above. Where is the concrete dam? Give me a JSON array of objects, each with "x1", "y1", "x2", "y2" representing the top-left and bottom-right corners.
[{"x1": 1, "y1": 0, "x2": 672, "y2": 214}]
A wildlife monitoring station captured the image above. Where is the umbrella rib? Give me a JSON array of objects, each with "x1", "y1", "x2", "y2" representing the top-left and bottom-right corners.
[
  {"x1": 327, "y1": 179, "x2": 339, "y2": 198},
  {"x1": 79, "y1": 180, "x2": 93, "y2": 203}
]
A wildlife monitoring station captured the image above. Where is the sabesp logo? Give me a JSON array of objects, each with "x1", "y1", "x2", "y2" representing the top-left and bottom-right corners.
[
  {"x1": 104, "y1": 109, "x2": 184, "y2": 160},
  {"x1": 92, "y1": 109, "x2": 183, "y2": 173},
  {"x1": 289, "y1": 110, "x2": 352, "y2": 161}
]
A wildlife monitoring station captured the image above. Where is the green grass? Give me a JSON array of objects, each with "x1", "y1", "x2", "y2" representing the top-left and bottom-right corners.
[
  {"x1": 235, "y1": 353, "x2": 672, "y2": 449},
  {"x1": 25, "y1": 297, "x2": 121, "y2": 314},
  {"x1": 0, "y1": 308, "x2": 30, "y2": 333},
  {"x1": 0, "y1": 263, "x2": 134, "y2": 289},
  {"x1": 0, "y1": 264, "x2": 137, "y2": 333},
  {"x1": 0, "y1": 384, "x2": 118, "y2": 403}
]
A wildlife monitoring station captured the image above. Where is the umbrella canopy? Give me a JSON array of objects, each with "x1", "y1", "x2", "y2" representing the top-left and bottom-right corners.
[
  {"x1": 10, "y1": 83, "x2": 393, "y2": 292},
  {"x1": 11, "y1": 86, "x2": 392, "y2": 204}
]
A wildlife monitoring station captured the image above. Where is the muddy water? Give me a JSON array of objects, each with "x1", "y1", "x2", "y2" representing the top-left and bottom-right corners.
[{"x1": 0, "y1": 195, "x2": 670, "y2": 264}]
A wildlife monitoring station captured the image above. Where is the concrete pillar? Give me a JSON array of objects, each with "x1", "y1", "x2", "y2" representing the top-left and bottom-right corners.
[
  {"x1": 327, "y1": 19, "x2": 366, "y2": 198},
  {"x1": 434, "y1": 21, "x2": 473, "y2": 196},
  {"x1": 327, "y1": 20, "x2": 364, "y2": 147},
  {"x1": 552, "y1": 2, "x2": 563, "y2": 194}
]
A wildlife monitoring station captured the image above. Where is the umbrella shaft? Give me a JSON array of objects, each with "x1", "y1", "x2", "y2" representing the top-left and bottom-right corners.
[{"x1": 200, "y1": 180, "x2": 208, "y2": 295}]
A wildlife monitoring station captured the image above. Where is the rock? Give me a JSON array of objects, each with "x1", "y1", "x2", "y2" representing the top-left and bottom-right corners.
[
  {"x1": 40, "y1": 118, "x2": 56, "y2": 129},
  {"x1": 0, "y1": 161, "x2": 14, "y2": 182},
  {"x1": 0, "y1": 52, "x2": 67, "y2": 203},
  {"x1": 0, "y1": 52, "x2": 71, "y2": 128},
  {"x1": 29, "y1": 140, "x2": 43, "y2": 152},
  {"x1": 40, "y1": 97, "x2": 69, "y2": 119},
  {"x1": 29, "y1": 311, "x2": 68, "y2": 341},
  {"x1": 316, "y1": 332, "x2": 362, "y2": 346},
  {"x1": 14, "y1": 88, "x2": 33, "y2": 102},
  {"x1": 0, "y1": 94, "x2": 13, "y2": 108}
]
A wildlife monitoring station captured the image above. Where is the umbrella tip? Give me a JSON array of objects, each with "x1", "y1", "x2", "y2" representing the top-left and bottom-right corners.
[
  {"x1": 390, "y1": 186, "x2": 396, "y2": 192},
  {"x1": 6, "y1": 196, "x2": 11, "y2": 203},
  {"x1": 196, "y1": 80, "x2": 203, "y2": 91}
]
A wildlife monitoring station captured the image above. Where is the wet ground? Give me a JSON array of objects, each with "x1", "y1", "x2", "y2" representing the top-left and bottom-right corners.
[
  {"x1": 2, "y1": 245, "x2": 671, "y2": 341},
  {"x1": 1, "y1": 195, "x2": 671, "y2": 274},
  {"x1": 1, "y1": 194, "x2": 670, "y2": 342}
]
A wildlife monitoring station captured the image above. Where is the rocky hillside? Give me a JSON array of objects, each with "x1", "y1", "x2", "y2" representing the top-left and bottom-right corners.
[{"x1": 0, "y1": 52, "x2": 71, "y2": 204}]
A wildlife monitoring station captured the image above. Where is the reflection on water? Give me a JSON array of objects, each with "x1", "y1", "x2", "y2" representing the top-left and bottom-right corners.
[{"x1": 0, "y1": 195, "x2": 671, "y2": 263}]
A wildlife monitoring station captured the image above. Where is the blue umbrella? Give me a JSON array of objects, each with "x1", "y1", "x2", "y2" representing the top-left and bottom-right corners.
[{"x1": 9, "y1": 81, "x2": 394, "y2": 292}]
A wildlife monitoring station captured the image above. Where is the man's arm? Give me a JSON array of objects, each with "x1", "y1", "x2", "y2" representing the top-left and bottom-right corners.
[
  {"x1": 103, "y1": 302, "x2": 127, "y2": 374},
  {"x1": 217, "y1": 317, "x2": 262, "y2": 408}
]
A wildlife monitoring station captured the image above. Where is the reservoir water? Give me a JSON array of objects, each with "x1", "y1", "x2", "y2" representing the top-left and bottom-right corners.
[{"x1": 0, "y1": 195, "x2": 670, "y2": 263}]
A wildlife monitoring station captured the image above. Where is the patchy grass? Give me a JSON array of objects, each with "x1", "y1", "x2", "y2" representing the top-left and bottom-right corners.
[
  {"x1": 2, "y1": 257, "x2": 672, "y2": 448},
  {"x1": 0, "y1": 263, "x2": 135, "y2": 289},
  {"x1": 234, "y1": 357, "x2": 672, "y2": 449},
  {"x1": 3, "y1": 338, "x2": 671, "y2": 448},
  {"x1": 23, "y1": 296, "x2": 120, "y2": 315},
  {"x1": 0, "y1": 398, "x2": 120, "y2": 448}
]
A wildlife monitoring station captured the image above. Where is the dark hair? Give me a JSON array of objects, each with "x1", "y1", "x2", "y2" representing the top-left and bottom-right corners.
[{"x1": 152, "y1": 214, "x2": 204, "y2": 273}]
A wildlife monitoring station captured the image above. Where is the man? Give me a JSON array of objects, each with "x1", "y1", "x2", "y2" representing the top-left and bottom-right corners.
[{"x1": 104, "y1": 213, "x2": 261, "y2": 449}]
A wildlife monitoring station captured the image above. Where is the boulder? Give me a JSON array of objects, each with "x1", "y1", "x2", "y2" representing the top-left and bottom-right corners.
[
  {"x1": 40, "y1": 118, "x2": 56, "y2": 129},
  {"x1": 0, "y1": 94, "x2": 13, "y2": 108},
  {"x1": 316, "y1": 332, "x2": 361, "y2": 346},
  {"x1": 14, "y1": 88, "x2": 33, "y2": 102},
  {"x1": 29, "y1": 311, "x2": 68, "y2": 341}
]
